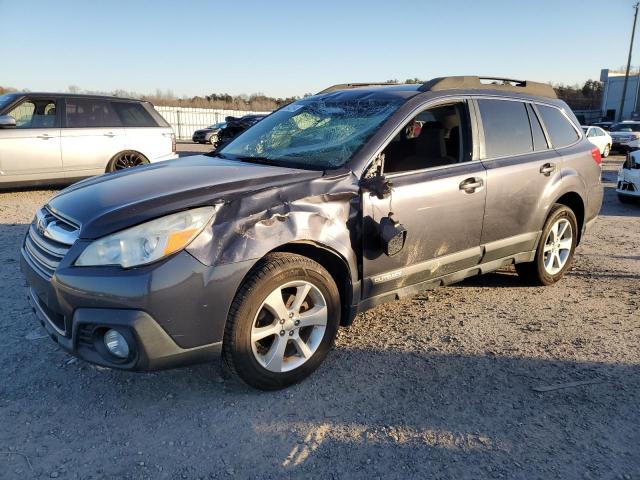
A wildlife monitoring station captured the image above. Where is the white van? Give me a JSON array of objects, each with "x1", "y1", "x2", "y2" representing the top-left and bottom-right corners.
[{"x1": 0, "y1": 93, "x2": 177, "y2": 187}]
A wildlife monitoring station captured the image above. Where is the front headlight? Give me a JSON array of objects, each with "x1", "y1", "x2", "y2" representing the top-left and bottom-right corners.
[{"x1": 76, "y1": 206, "x2": 215, "y2": 268}]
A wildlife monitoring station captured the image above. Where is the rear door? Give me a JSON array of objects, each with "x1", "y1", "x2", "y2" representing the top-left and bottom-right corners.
[
  {"x1": 361, "y1": 99, "x2": 487, "y2": 298},
  {"x1": 60, "y1": 97, "x2": 125, "y2": 176},
  {"x1": 0, "y1": 96, "x2": 62, "y2": 181},
  {"x1": 113, "y1": 101, "x2": 172, "y2": 161},
  {"x1": 476, "y1": 98, "x2": 563, "y2": 261}
]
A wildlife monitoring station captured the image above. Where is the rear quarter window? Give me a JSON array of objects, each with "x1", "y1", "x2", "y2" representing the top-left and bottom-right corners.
[
  {"x1": 537, "y1": 105, "x2": 579, "y2": 148},
  {"x1": 478, "y1": 99, "x2": 533, "y2": 158},
  {"x1": 112, "y1": 102, "x2": 158, "y2": 127}
]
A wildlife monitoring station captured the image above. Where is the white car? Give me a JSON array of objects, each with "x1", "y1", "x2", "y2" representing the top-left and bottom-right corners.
[
  {"x1": 582, "y1": 125, "x2": 612, "y2": 157},
  {"x1": 0, "y1": 93, "x2": 177, "y2": 188},
  {"x1": 617, "y1": 150, "x2": 640, "y2": 203}
]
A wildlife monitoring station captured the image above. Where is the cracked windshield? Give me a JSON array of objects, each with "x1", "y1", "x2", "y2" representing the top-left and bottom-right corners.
[{"x1": 218, "y1": 95, "x2": 405, "y2": 169}]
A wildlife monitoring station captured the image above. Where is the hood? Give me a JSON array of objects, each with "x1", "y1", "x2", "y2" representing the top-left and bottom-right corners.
[{"x1": 48, "y1": 155, "x2": 321, "y2": 239}]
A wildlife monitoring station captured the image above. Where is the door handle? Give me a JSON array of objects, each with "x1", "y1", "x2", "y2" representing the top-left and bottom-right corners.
[
  {"x1": 37, "y1": 134, "x2": 51, "y2": 140},
  {"x1": 104, "y1": 132, "x2": 116, "y2": 137},
  {"x1": 540, "y1": 162, "x2": 556, "y2": 176},
  {"x1": 459, "y1": 177, "x2": 484, "y2": 193}
]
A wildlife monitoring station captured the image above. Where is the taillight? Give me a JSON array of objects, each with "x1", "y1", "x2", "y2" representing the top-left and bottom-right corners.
[
  {"x1": 171, "y1": 133, "x2": 176, "y2": 153},
  {"x1": 591, "y1": 146, "x2": 602, "y2": 166}
]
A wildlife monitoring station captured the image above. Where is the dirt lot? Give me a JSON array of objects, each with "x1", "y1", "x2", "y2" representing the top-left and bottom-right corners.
[{"x1": 0, "y1": 153, "x2": 638, "y2": 479}]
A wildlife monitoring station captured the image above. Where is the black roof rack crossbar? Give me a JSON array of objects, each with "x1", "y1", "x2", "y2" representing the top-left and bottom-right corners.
[
  {"x1": 317, "y1": 82, "x2": 399, "y2": 94},
  {"x1": 419, "y1": 76, "x2": 557, "y2": 98}
]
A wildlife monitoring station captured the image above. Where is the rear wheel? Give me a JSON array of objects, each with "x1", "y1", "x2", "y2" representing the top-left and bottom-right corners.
[
  {"x1": 516, "y1": 204, "x2": 578, "y2": 286},
  {"x1": 209, "y1": 135, "x2": 217, "y2": 145},
  {"x1": 107, "y1": 151, "x2": 149, "y2": 172},
  {"x1": 223, "y1": 253, "x2": 340, "y2": 390}
]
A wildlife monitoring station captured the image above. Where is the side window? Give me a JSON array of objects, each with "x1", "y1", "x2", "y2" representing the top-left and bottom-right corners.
[
  {"x1": 596, "y1": 128, "x2": 605, "y2": 136},
  {"x1": 112, "y1": 102, "x2": 158, "y2": 127},
  {"x1": 7, "y1": 99, "x2": 57, "y2": 128},
  {"x1": 65, "y1": 98, "x2": 121, "y2": 128},
  {"x1": 536, "y1": 105, "x2": 579, "y2": 148},
  {"x1": 527, "y1": 104, "x2": 549, "y2": 151},
  {"x1": 478, "y1": 99, "x2": 532, "y2": 158},
  {"x1": 383, "y1": 102, "x2": 470, "y2": 174}
]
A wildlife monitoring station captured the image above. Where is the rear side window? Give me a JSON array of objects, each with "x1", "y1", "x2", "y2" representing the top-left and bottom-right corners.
[
  {"x1": 478, "y1": 99, "x2": 532, "y2": 158},
  {"x1": 112, "y1": 102, "x2": 157, "y2": 127},
  {"x1": 66, "y1": 98, "x2": 121, "y2": 128},
  {"x1": 527, "y1": 104, "x2": 548, "y2": 151},
  {"x1": 537, "y1": 105, "x2": 579, "y2": 148}
]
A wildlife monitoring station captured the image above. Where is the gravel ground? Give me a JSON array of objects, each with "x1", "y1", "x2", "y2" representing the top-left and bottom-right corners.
[{"x1": 0, "y1": 154, "x2": 638, "y2": 479}]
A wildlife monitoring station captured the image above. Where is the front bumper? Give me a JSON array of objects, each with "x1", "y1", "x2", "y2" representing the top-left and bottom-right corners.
[
  {"x1": 21, "y1": 246, "x2": 253, "y2": 371},
  {"x1": 617, "y1": 168, "x2": 640, "y2": 197}
]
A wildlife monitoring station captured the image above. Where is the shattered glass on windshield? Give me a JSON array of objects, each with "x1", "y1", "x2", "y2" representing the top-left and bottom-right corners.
[{"x1": 219, "y1": 95, "x2": 405, "y2": 169}]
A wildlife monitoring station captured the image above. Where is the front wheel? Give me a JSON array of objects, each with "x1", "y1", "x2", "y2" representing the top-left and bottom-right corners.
[
  {"x1": 223, "y1": 253, "x2": 340, "y2": 390},
  {"x1": 516, "y1": 204, "x2": 578, "y2": 286},
  {"x1": 602, "y1": 144, "x2": 611, "y2": 158}
]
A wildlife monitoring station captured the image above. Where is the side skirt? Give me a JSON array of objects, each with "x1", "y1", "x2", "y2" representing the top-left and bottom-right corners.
[{"x1": 356, "y1": 250, "x2": 535, "y2": 315}]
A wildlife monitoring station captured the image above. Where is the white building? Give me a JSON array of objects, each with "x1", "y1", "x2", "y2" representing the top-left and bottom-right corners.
[{"x1": 600, "y1": 68, "x2": 640, "y2": 121}]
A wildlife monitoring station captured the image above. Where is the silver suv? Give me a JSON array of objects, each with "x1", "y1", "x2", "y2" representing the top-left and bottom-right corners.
[
  {"x1": 0, "y1": 93, "x2": 177, "y2": 187},
  {"x1": 21, "y1": 77, "x2": 603, "y2": 390}
]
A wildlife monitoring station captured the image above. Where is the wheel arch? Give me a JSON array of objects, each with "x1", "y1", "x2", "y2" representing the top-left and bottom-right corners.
[
  {"x1": 552, "y1": 191, "x2": 585, "y2": 243},
  {"x1": 270, "y1": 241, "x2": 356, "y2": 326}
]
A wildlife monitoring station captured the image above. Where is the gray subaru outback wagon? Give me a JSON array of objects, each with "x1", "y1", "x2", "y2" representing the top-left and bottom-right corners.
[{"x1": 21, "y1": 76, "x2": 603, "y2": 390}]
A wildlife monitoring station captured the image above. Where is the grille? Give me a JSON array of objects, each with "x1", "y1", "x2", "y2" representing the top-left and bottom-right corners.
[{"x1": 24, "y1": 207, "x2": 79, "y2": 278}]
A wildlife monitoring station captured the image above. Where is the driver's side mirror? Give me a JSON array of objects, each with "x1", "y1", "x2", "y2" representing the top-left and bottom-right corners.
[
  {"x1": 0, "y1": 115, "x2": 16, "y2": 128},
  {"x1": 359, "y1": 153, "x2": 392, "y2": 199}
]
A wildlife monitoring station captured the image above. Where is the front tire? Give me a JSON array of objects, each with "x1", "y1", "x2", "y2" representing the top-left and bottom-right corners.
[
  {"x1": 516, "y1": 204, "x2": 578, "y2": 286},
  {"x1": 602, "y1": 144, "x2": 611, "y2": 158},
  {"x1": 223, "y1": 253, "x2": 340, "y2": 390}
]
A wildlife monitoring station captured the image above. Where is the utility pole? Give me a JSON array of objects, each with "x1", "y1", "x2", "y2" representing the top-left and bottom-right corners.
[{"x1": 619, "y1": 2, "x2": 640, "y2": 121}]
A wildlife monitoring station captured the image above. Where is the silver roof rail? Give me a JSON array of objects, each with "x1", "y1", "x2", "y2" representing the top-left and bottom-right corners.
[{"x1": 419, "y1": 76, "x2": 557, "y2": 98}]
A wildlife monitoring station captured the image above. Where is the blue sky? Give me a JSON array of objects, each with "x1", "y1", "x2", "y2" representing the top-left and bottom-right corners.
[{"x1": 0, "y1": 0, "x2": 633, "y2": 98}]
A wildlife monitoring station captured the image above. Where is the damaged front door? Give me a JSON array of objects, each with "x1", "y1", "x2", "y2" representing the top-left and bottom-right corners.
[{"x1": 360, "y1": 100, "x2": 487, "y2": 299}]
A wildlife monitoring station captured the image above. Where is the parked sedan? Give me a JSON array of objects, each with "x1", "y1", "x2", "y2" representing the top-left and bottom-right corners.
[
  {"x1": 582, "y1": 125, "x2": 612, "y2": 157},
  {"x1": 192, "y1": 122, "x2": 226, "y2": 144},
  {"x1": 215, "y1": 114, "x2": 267, "y2": 148}
]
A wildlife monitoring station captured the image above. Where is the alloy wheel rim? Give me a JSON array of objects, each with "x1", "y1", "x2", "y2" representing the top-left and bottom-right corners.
[
  {"x1": 251, "y1": 280, "x2": 327, "y2": 373},
  {"x1": 543, "y1": 218, "x2": 573, "y2": 275},
  {"x1": 115, "y1": 152, "x2": 144, "y2": 170}
]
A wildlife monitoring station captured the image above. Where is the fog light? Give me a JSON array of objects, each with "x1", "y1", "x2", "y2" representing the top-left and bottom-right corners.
[{"x1": 104, "y1": 329, "x2": 130, "y2": 359}]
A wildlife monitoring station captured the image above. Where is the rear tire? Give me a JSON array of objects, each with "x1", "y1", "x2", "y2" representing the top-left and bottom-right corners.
[
  {"x1": 107, "y1": 151, "x2": 149, "y2": 172},
  {"x1": 223, "y1": 253, "x2": 340, "y2": 390},
  {"x1": 515, "y1": 204, "x2": 578, "y2": 286}
]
